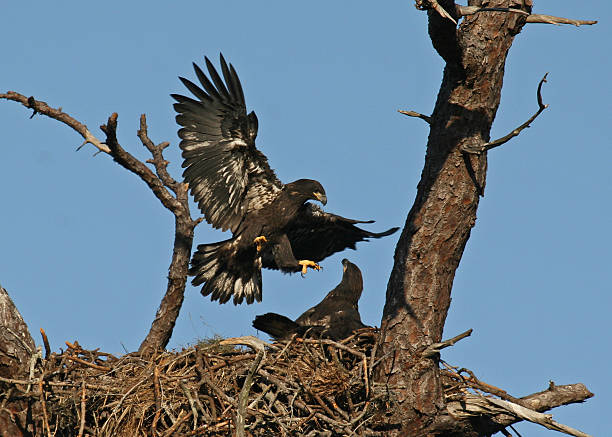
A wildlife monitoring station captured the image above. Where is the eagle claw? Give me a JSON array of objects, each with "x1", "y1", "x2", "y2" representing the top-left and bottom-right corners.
[
  {"x1": 299, "y1": 260, "x2": 321, "y2": 276},
  {"x1": 254, "y1": 236, "x2": 268, "y2": 252}
]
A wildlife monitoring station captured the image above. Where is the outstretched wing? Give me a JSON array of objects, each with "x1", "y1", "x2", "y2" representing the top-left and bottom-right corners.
[
  {"x1": 172, "y1": 54, "x2": 282, "y2": 232},
  {"x1": 280, "y1": 203, "x2": 399, "y2": 266}
]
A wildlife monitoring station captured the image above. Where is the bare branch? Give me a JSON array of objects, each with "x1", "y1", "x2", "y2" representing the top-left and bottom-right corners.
[
  {"x1": 526, "y1": 14, "x2": 597, "y2": 26},
  {"x1": 1, "y1": 91, "x2": 110, "y2": 154},
  {"x1": 220, "y1": 336, "x2": 271, "y2": 353},
  {"x1": 77, "y1": 382, "x2": 86, "y2": 437},
  {"x1": 100, "y1": 113, "x2": 182, "y2": 214},
  {"x1": 39, "y1": 328, "x2": 51, "y2": 360},
  {"x1": 462, "y1": 73, "x2": 549, "y2": 154},
  {"x1": 398, "y1": 109, "x2": 432, "y2": 124},
  {"x1": 448, "y1": 394, "x2": 592, "y2": 437},
  {"x1": 137, "y1": 114, "x2": 181, "y2": 195},
  {"x1": 422, "y1": 328, "x2": 472, "y2": 357},
  {"x1": 456, "y1": 6, "x2": 529, "y2": 18},
  {"x1": 415, "y1": 0, "x2": 457, "y2": 24},
  {"x1": 455, "y1": 5, "x2": 597, "y2": 26}
]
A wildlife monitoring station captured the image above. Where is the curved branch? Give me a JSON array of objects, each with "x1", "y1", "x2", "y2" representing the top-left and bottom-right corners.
[
  {"x1": 1, "y1": 91, "x2": 110, "y2": 154},
  {"x1": 462, "y1": 73, "x2": 549, "y2": 154},
  {"x1": 2, "y1": 91, "x2": 197, "y2": 355}
]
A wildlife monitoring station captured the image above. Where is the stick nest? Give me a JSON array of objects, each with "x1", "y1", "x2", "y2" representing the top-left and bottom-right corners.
[{"x1": 2, "y1": 329, "x2": 497, "y2": 436}]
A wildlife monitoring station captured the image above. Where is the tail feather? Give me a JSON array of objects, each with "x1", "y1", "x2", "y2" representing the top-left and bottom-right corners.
[
  {"x1": 252, "y1": 313, "x2": 302, "y2": 340},
  {"x1": 190, "y1": 239, "x2": 262, "y2": 305}
]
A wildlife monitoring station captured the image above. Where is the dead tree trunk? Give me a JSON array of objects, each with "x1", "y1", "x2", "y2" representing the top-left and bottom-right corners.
[
  {"x1": 376, "y1": 1, "x2": 594, "y2": 435},
  {"x1": 0, "y1": 285, "x2": 37, "y2": 436}
]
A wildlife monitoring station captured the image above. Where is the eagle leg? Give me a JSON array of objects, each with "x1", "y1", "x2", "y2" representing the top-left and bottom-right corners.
[
  {"x1": 298, "y1": 260, "x2": 321, "y2": 276},
  {"x1": 254, "y1": 236, "x2": 268, "y2": 252}
]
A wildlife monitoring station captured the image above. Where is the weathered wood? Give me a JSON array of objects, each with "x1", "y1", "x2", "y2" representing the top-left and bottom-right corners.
[
  {"x1": 0, "y1": 285, "x2": 36, "y2": 436},
  {"x1": 377, "y1": 1, "x2": 529, "y2": 434}
]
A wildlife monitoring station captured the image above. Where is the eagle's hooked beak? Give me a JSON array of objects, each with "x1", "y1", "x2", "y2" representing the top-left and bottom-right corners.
[{"x1": 314, "y1": 191, "x2": 327, "y2": 205}]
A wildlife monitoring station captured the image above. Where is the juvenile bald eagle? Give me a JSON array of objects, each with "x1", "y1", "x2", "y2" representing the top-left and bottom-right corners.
[
  {"x1": 172, "y1": 55, "x2": 398, "y2": 304},
  {"x1": 253, "y1": 259, "x2": 366, "y2": 340}
]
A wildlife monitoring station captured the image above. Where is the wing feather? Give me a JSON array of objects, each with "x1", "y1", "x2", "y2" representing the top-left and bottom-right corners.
[
  {"x1": 173, "y1": 54, "x2": 283, "y2": 232},
  {"x1": 282, "y1": 203, "x2": 399, "y2": 265}
]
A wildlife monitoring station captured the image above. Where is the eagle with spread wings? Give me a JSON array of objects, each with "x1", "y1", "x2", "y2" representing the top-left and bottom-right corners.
[{"x1": 172, "y1": 55, "x2": 398, "y2": 304}]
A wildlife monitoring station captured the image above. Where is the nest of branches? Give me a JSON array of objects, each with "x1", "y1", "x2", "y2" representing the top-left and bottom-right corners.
[
  {"x1": 3, "y1": 329, "x2": 386, "y2": 436},
  {"x1": 1, "y1": 328, "x2": 589, "y2": 437}
]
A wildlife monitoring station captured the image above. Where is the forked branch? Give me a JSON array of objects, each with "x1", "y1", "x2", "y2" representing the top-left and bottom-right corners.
[
  {"x1": 462, "y1": 73, "x2": 549, "y2": 154},
  {"x1": 415, "y1": 2, "x2": 597, "y2": 27},
  {"x1": 455, "y1": 6, "x2": 597, "y2": 26},
  {"x1": 1, "y1": 92, "x2": 110, "y2": 153},
  {"x1": 1, "y1": 91, "x2": 197, "y2": 355}
]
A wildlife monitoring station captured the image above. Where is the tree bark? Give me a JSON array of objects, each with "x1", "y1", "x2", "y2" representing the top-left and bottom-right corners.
[
  {"x1": 0, "y1": 285, "x2": 36, "y2": 436},
  {"x1": 377, "y1": 1, "x2": 528, "y2": 434}
]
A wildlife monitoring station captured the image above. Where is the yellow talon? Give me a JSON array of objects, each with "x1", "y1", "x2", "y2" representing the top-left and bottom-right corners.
[
  {"x1": 299, "y1": 260, "x2": 321, "y2": 276},
  {"x1": 254, "y1": 236, "x2": 268, "y2": 252}
]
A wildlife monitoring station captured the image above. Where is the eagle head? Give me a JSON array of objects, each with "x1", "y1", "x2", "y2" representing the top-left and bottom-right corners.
[{"x1": 287, "y1": 179, "x2": 327, "y2": 205}]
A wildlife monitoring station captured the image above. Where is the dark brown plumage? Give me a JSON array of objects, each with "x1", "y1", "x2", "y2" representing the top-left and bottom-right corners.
[
  {"x1": 172, "y1": 55, "x2": 398, "y2": 304},
  {"x1": 252, "y1": 259, "x2": 366, "y2": 340}
]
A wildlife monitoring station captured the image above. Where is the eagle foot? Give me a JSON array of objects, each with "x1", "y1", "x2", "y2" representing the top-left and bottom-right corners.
[
  {"x1": 254, "y1": 236, "x2": 268, "y2": 252},
  {"x1": 298, "y1": 260, "x2": 321, "y2": 276}
]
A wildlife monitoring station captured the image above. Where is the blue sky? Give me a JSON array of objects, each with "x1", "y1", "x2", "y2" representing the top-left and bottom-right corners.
[{"x1": 1, "y1": 2, "x2": 609, "y2": 435}]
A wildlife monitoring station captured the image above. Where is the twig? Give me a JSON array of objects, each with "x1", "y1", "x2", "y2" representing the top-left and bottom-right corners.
[
  {"x1": 455, "y1": 367, "x2": 522, "y2": 404},
  {"x1": 40, "y1": 328, "x2": 51, "y2": 359},
  {"x1": 525, "y1": 14, "x2": 597, "y2": 26},
  {"x1": 415, "y1": 0, "x2": 457, "y2": 24},
  {"x1": 363, "y1": 356, "x2": 369, "y2": 398},
  {"x1": 422, "y1": 328, "x2": 473, "y2": 357},
  {"x1": 486, "y1": 396, "x2": 592, "y2": 437},
  {"x1": 180, "y1": 381, "x2": 199, "y2": 430},
  {"x1": 300, "y1": 338, "x2": 366, "y2": 360},
  {"x1": 162, "y1": 410, "x2": 192, "y2": 437},
  {"x1": 38, "y1": 379, "x2": 52, "y2": 437},
  {"x1": 236, "y1": 348, "x2": 265, "y2": 437},
  {"x1": 138, "y1": 114, "x2": 180, "y2": 194},
  {"x1": 462, "y1": 74, "x2": 549, "y2": 154},
  {"x1": 0, "y1": 91, "x2": 110, "y2": 153},
  {"x1": 152, "y1": 366, "x2": 162, "y2": 435},
  {"x1": 100, "y1": 113, "x2": 182, "y2": 214},
  {"x1": 454, "y1": 5, "x2": 596, "y2": 26},
  {"x1": 64, "y1": 354, "x2": 111, "y2": 371},
  {"x1": 78, "y1": 381, "x2": 86, "y2": 437},
  {"x1": 398, "y1": 109, "x2": 432, "y2": 124}
]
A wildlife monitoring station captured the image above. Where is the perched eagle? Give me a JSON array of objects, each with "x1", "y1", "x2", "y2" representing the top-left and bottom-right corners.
[
  {"x1": 172, "y1": 55, "x2": 398, "y2": 304},
  {"x1": 253, "y1": 259, "x2": 366, "y2": 340}
]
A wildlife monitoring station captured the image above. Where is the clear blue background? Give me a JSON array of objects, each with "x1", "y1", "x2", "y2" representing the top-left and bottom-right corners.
[{"x1": 1, "y1": 2, "x2": 609, "y2": 436}]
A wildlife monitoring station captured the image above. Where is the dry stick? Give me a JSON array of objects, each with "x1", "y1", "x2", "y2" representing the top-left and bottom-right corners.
[
  {"x1": 454, "y1": 367, "x2": 522, "y2": 405},
  {"x1": 38, "y1": 379, "x2": 52, "y2": 437},
  {"x1": 300, "y1": 338, "x2": 366, "y2": 360},
  {"x1": 77, "y1": 381, "x2": 86, "y2": 437},
  {"x1": 64, "y1": 354, "x2": 111, "y2": 371},
  {"x1": 462, "y1": 73, "x2": 549, "y2": 154},
  {"x1": 398, "y1": 109, "x2": 432, "y2": 124},
  {"x1": 484, "y1": 396, "x2": 591, "y2": 437},
  {"x1": 415, "y1": 0, "x2": 457, "y2": 24},
  {"x1": 152, "y1": 366, "x2": 162, "y2": 435},
  {"x1": 454, "y1": 5, "x2": 597, "y2": 26},
  {"x1": 236, "y1": 350, "x2": 265, "y2": 437},
  {"x1": 39, "y1": 328, "x2": 51, "y2": 360},
  {"x1": 0, "y1": 92, "x2": 110, "y2": 153},
  {"x1": 180, "y1": 381, "x2": 199, "y2": 430},
  {"x1": 362, "y1": 356, "x2": 370, "y2": 398},
  {"x1": 219, "y1": 337, "x2": 269, "y2": 436},
  {"x1": 162, "y1": 410, "x2": 193, "y2": 437},
  {"x1": 422, "y1": 328, "x2": 473, "y2": 358},
  {"x1": 525, "y1": 14, "x2": 596, "y2": 26}
]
